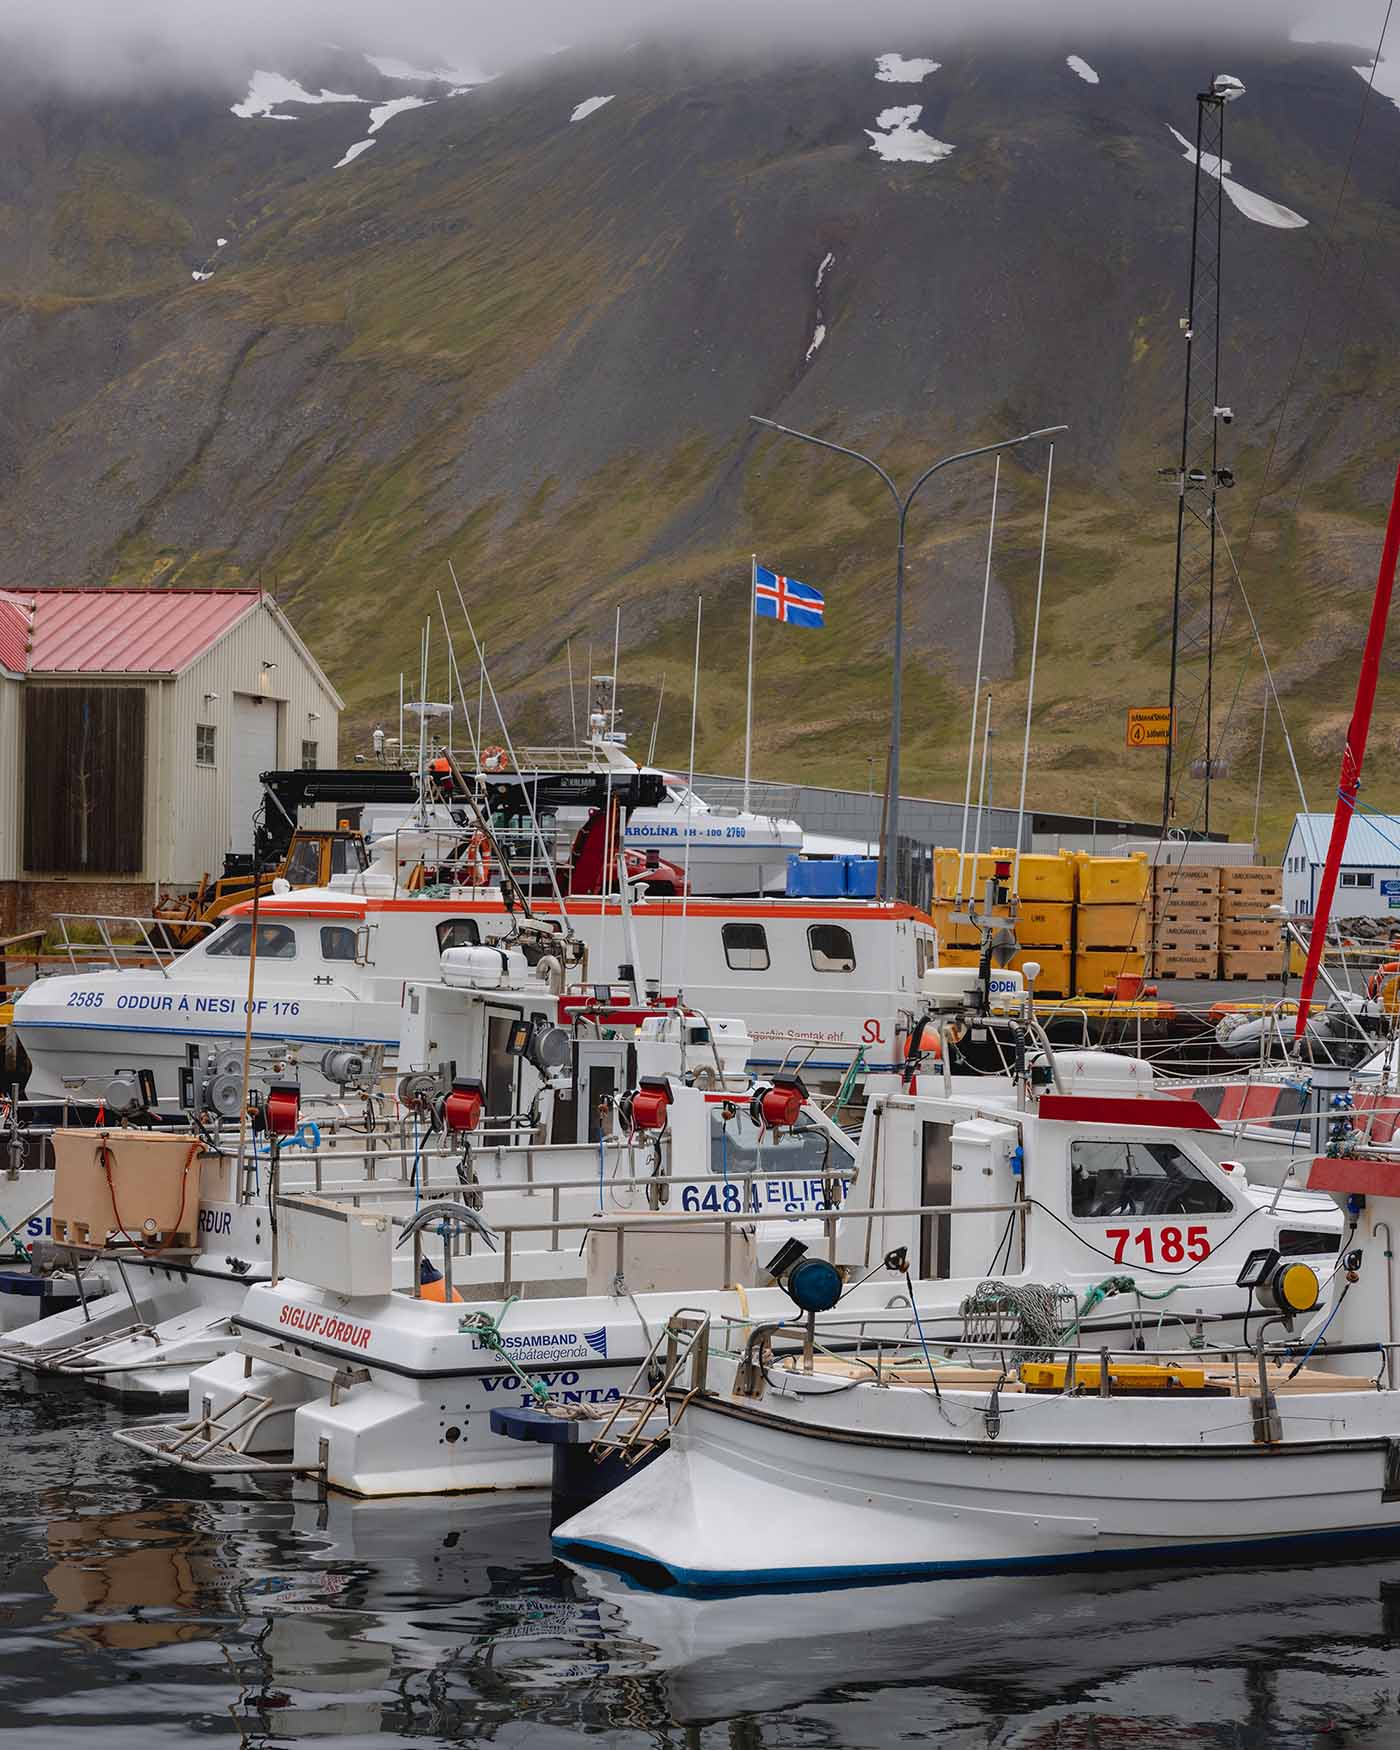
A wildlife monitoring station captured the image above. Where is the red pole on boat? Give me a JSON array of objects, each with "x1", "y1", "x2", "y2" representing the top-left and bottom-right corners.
[{"x1": 1294, "y1": 460, "x2": 1400, "y2": 1040}]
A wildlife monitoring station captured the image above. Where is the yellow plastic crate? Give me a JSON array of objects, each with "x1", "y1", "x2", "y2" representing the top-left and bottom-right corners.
[
  {"x1": 932, "y1": 848, "x2": 1076, "y2": 903},
  {"x1": 1020, "y1": 1360, "x2": 1207, "y2": 1392},
  {"x1": 1076, "y1": 904, "x2": 1147, "y2": 950},
  {"x1": 1017, "y1": 901, "x2": 1073, "y2": 948},
  {"x1": 1075, "y1": 852, "x2": 1149, "y2": 906}
]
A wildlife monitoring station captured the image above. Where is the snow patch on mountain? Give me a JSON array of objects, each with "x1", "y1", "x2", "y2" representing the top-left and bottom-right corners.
[
  {"x1": 216, "y1": 237, "x2": 228, "y2": 247},
  {"x1": 232, "y1": 71, "x2": 368, "y2": 120},
  {"x1": 368, "y1": 96, "x2": 433, "y2": 133},
  {"x1": 874, "y1": 54, "x2": 940, "y2": 83},
  {"x1": 815, "y1": 251, "x2": 834, "y2": 289},
  {"x1": 866, "y1": 106, "x2": 954, "y2": 164},
  {"x1": 1167, "y1": 124, "x2": 1307, "y2": 229},
  {"x1": 805, "y1": 323, "x2": 827, "y2": 362},
  {"x1": 334, "y1": 139, "x2": 379, "y2": 168},
  {"x1": 571, "y1": 95, "x2": 615, "y2": 122},
  {"x1": 1066, "y1": 55, "x2": 1100, "y2": 84}
]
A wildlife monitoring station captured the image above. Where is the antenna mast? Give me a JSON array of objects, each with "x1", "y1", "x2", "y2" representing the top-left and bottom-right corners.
[{"x1": 1161, "y1": 73, "x2": 1242, "y2": 835}]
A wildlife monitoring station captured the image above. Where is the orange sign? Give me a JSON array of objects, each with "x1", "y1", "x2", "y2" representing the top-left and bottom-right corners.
[{"x1": 1126, "y1": 707, "x2": 1174, "y2": 749}]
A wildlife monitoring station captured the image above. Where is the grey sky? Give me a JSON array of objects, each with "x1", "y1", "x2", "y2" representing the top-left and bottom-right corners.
[{"x1": 0, "y1": 1, "x2": 1392, "y2": 96}]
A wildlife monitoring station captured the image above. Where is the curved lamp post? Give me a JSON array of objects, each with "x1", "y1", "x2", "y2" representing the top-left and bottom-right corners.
[{"x1": 749, "y1": 415, "x2": 1067, "y2": 896}]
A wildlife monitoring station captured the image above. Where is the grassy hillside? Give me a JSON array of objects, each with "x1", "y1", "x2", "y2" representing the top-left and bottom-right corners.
[{"x1": 2, "y1": 34, "x2": 1399, "y2": 853}]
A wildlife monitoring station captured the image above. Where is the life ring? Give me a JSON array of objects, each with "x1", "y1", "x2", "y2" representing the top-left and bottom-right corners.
[
  {"x1": 463, "y1": 832, "x2": 492, "y2": 887},
  {"x1": 1368, "y1": 960, "x2": 1400, "y2": 1001},
  {"x1": 480, "y1": 745, "x2": 509, "y2": 773}
]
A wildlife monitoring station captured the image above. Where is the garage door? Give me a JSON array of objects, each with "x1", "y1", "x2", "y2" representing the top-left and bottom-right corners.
[{"x1": 230, "y1": 695, "x2": 280, "y2": 853}]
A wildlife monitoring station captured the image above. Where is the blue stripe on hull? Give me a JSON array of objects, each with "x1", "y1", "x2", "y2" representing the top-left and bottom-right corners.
[
  {"x1": 17, "y1": 1019, "x2": 396, "y2": 1046},
  {"x1": 555, "y1": 1522, "x2": 1400, "y2": 1596}
]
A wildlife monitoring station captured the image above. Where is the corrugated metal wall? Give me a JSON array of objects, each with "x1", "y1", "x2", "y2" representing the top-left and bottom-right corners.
[
  {"x1": 0, "y1": 674, "x2": 20, "y2": 881},
  {"x1": 163, "y1": 600, "x2": 341, "y2": 884}
]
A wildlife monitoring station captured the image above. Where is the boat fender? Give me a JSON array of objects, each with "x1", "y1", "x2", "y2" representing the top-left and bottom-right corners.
[{"x1": 418, "y1": 1257, "x2": 464, "y2": 1304}]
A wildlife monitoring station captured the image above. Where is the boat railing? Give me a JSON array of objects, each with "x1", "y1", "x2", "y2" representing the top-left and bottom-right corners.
[
  {"x1": 50, "y1": 913, "x2": 217, "y2": 975},
  {"x1": 265, "y1": 1193, "x2": 1023, "y2": 1301}
]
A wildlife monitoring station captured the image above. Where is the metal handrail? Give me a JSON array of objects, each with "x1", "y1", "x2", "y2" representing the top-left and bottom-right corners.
[{"x1": 52, "y1": 913, "x2": 217, "y2": 975}]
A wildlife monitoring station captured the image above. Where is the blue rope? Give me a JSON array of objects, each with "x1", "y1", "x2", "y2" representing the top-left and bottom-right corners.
[{"x1": 1347, "y1": 795, "x2": 1400, "y2": 861}]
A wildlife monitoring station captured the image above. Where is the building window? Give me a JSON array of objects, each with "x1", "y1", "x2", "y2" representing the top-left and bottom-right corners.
[
  {"x1": 196, "y1": 724, "x2": 216, "y2": 766},
  {"x1": 722, "y1": 922, "x2": 769, "y2": 971},
  {"x1": 808, "y1": 923, "x2": 857, "y2": 972},
  {"x1": 301, "y1": 739, "x2": 318, "y2": 770},
  {"x1": 1341, "y1": 872, "x2": 1375, "y2": 889}
]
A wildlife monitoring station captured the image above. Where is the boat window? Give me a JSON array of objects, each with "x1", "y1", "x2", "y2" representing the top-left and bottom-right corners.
[
  {"x1": 1070, "y1": 1138, "x2": 1232, "y2": 1218},
  {"x1": 436, "y1": 919, "x2": 481, "y2": 951},
  {"x1": 331, "y1": 836, "x2": 369, "y2": 875},
  {"x1": 283, "y1": 839, "x2": 321, "y2": 886},
  {"x1": 1279, "y1": 1228, "x2": 1340, "y2": 1256},
  {"x1": 708, "y1": 1107, "x2": 853, "y2": 1194},
  {"x1": 722, "y1": 922, "x2": 769, "y2": 972},
  {"x1": 320, "y1": 925, "x2": 358, "y2": 962},
  {"x1": 808, "y1": 924, "x2": 856, "y2": 973},
  {"x1": 205, "y1": 921, "x2": 298, "y2": 960}
]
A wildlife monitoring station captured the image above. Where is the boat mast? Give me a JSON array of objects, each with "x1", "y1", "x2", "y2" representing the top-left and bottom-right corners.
[
  {"x1": 1162, "y1": 76, "x2": 1239, "y2": 834},
  {"x1": 1294, "y1": 461, "x2": 1400, "y2": 1040}
]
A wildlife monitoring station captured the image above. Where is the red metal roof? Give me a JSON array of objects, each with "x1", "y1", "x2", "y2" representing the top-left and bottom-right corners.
[
  {"x1": 23, "y1": 588, "x2": 260, "y2": 675},
  {"x1": 0, "y1": 590, "x2": 34, "y2": 674}
]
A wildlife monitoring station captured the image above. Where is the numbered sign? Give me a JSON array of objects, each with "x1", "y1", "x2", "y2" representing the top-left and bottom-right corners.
[{"x1": 1126, "y1": 707, "x2": 1174, "y2": 749}]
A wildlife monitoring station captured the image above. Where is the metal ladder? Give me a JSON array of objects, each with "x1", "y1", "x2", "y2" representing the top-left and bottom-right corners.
[
  {"x1": 112, "y1": 1337, "x2": 370, "y2": 1476},
  {"x1": 588, "y1": 1310, "x2": 711, "y2": 1467}
]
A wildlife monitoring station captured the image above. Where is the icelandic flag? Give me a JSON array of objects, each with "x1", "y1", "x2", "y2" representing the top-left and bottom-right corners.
[{"x1": 755, "y1": 564, "x2": 824, "y2": 628}]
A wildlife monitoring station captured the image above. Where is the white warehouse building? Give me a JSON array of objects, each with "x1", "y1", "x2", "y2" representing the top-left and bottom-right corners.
[
  {"x1": 1282, "y1": 811, "x2": 1400, "y2": 920},
  {"x1": 0, "y1": 587, "x2": 342, "y2": 934}
]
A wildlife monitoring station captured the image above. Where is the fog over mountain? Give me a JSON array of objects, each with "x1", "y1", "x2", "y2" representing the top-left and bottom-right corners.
[{"x1": 0, "y1": 0, "x2": 1391, "y2": 93}]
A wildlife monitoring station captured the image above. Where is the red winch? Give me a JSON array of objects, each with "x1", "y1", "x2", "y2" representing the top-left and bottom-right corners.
[
  {"x1": 264, "y1": 1083, "x2": 302, "y2": 1137},
  {"x1": 443, "y1": 1078, "x2": 485, "y2": 1134},
  {"x1": 625, "y1": 1077, "x2": 673, "y2": 1132}
]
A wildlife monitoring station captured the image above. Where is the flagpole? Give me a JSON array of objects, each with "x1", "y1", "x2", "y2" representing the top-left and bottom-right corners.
[{"x1": 743, "y1": 554, "x2": 756, "y2": 812}]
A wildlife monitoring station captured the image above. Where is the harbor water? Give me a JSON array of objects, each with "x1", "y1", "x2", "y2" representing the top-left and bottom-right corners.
[{"x1": 8, "y1": 1372, "x2": 1400, "y2": 1745}]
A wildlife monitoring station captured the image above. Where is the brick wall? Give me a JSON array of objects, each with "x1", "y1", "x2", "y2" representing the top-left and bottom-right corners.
[{"x1": 0, "y1": 879, "x2": 158, "y2": 936}]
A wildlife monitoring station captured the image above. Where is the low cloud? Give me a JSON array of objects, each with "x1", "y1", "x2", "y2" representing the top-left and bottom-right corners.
[{"x1": 0, "y1": 0, "x2": 1386, "y2": 98}]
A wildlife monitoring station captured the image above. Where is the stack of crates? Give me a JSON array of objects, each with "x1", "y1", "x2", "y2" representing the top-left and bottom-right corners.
[
  {"x1": 1148, "y1": 863, "x2": 1220, "y2": 979},
  {"x1": 1073, "y1": 853, "x2": 1149, "y2": 993},
  {"x1": 1219, "y1": 866, "x2": 1284, "y2": 980},
  {"x1": 928, "y1": 848, "x2": 1076, "y2": 997}
]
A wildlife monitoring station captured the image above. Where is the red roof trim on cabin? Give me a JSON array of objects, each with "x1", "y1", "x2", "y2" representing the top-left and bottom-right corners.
[{"x1": 1037, "y1": 1094, "x2": 1220, "y2": 1131}]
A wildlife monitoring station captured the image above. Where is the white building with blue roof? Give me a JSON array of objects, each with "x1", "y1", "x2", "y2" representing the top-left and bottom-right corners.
[{"x1": 1283, "y1": 811, "x2": 1400, "y2": 919}]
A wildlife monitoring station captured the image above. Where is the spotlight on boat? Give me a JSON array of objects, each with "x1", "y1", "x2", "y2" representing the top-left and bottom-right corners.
[
  {"x1": 764, "y1": 1238, "x2": 844, "y2": 1313},
  {"x1": 1235, "y1": 1247, "x2": 1320, "y2": 1321}
]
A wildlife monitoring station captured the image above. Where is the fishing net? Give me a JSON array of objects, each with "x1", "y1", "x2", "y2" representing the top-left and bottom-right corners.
[{"x1": 959, "y1": 1279, "x2": 1077, "y2": 1361}]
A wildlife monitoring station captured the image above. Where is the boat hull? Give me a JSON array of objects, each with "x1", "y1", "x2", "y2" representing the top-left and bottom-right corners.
[{"x1": 555, "y1": 1379, "x2": 1400, "y2": 1589}]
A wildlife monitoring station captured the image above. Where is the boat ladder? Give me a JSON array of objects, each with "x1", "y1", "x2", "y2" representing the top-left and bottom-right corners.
[
  {"x1": 0, "y1": 1312, "x2": 158, "y2": 1375},
  {"x1": 588, "y1": 1309, "x2": 711, "y2": 1467},
  {"x1": 112, "y1": 1337, "x2": 370, "y2": 1477}
]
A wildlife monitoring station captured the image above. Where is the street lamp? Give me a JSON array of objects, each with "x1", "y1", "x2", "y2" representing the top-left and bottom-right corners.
[{"x1": 748, "y1": 415, "x2": 1067, "y2": 896}]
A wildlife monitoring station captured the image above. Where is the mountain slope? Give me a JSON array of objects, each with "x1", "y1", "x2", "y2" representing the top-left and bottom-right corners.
[{"x1": 2, "y1": 30, "x2": 1399, "y2": 847}]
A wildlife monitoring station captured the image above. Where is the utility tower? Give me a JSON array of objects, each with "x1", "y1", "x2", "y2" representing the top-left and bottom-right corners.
[{"x1": 1161, "y1": 73, "x2": 1243, "y2": 835}]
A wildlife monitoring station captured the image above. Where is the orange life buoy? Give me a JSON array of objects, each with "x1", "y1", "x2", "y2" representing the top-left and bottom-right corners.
[
  {"x1": 1369, "y1": 960, "x2": 1400, "y2": 1000},
  {"x1": 480, "y1": 745, "x2": 509, "y2": 773}
]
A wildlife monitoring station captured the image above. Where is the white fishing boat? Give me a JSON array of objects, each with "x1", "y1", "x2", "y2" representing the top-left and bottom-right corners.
[
  {"x1": 114, "y1": 968, "x2": 1339, "y2": 1496},
  {"x1": 14, "y1": 877, "x2": 934, "y2": 1100}
]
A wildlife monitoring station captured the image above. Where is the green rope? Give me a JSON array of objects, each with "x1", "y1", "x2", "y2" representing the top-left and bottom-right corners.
[
  {"x1": 458, "y1": 1295, "x2": 552, "y2": 1407},
  {"x1": 1058, "y1": 1275, "x2": 1181, "y2": 1342}
]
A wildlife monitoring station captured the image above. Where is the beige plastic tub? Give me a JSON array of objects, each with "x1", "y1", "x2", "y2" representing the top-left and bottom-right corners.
[{"x1": 52, "y1": 1129, "x2": 203, "y2": 1250}]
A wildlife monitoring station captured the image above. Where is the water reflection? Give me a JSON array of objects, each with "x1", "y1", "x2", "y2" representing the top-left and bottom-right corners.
[{"x1": 8, "y1": 1371, "x2": 1400, "y2": 1745}]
